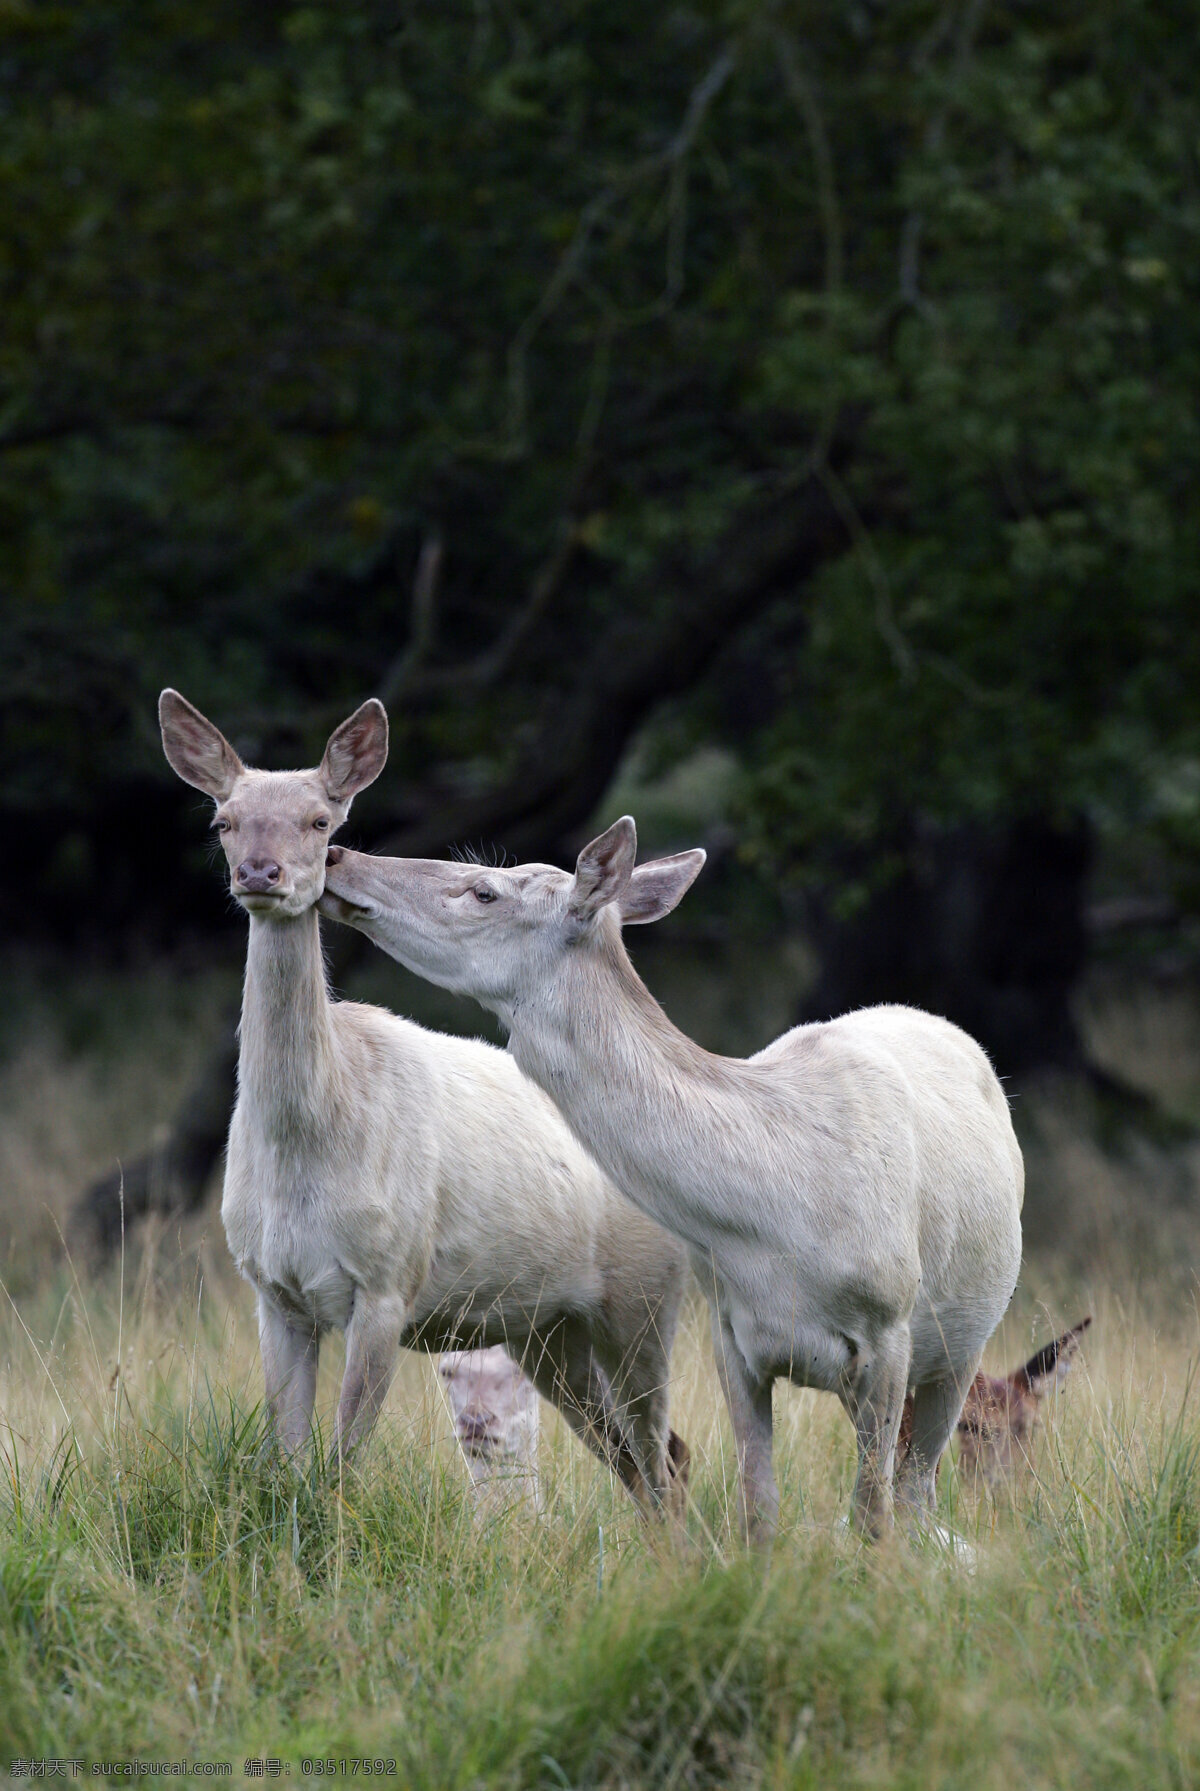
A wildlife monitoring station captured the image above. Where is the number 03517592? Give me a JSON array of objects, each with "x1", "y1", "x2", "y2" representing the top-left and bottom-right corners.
[{"x1": 300, "y1": 1761, "x2": 397, "y2": 1777}]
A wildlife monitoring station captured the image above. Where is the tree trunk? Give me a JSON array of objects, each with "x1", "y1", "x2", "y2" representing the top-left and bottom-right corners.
[
  {"x1": 798, "y1": 814, "x2": 1093, "y2": 1082},
  {"x1": 72, "y1": 1027, "x2": 240, "y2": 1252}
]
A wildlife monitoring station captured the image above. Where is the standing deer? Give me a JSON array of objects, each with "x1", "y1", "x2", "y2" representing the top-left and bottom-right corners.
[
  {"x1": 158, "y1": 695, "x2": 689, "y2": 1510},
  {"x1": 320, "y1": 818, "x2": 1024, "y2": 1541}
]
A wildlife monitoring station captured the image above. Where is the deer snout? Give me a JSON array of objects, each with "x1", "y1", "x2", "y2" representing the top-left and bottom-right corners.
[
  {"x1": 236, "y1": 857, "x2": 282, "y2": 894},
  {"x1": 458, "y1": 1411, "x2": 495, "y2": 1446}
]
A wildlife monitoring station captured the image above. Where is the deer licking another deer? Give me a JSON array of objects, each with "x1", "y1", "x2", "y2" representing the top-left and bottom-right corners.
[
  {"x1": 158, "y1": 692, "x2": 690, "y2": 1513},
  {"x1": 319, "y1": 818, "x2": 1025, "y2": 1544}
]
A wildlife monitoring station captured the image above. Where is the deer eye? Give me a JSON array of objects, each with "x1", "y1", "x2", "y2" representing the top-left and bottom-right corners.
[
  {"x1": 213, "y1": 817, "x2": 231, "y2": 833},
  {"x1": 313, "y1": 816, "x2": 330, "y2": 831},
  {"x1": 474, "y1": 884, "x2": 497, "y2": 904}
]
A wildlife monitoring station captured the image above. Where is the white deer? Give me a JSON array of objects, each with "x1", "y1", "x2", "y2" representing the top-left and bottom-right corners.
[
  {"x1": 158, "y1": 695, "x2": 689, "y2": 1509},
  {"x1": 320, "y1": 819, "x2": 1024, "y2": 1540},
  {"x1": 439, "y1": 1347, "x2": 542, "y2": 1514}
]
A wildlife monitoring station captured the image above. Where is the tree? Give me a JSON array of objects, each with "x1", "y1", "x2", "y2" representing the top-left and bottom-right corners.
[{"x1": 1, "y1": 2, "x2": 1197, "y2": 1236}]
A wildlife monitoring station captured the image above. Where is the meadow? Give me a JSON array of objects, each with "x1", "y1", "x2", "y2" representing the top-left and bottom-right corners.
[{"x1": 2, "y1": 953, "x2": 1199, "y2": 1788}]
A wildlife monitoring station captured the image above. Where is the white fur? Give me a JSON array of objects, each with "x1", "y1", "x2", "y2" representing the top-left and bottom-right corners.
[
  {"x1": 439, "y1": 1347, "x2": 541, "y2": 1514},
  {"x1": 321, "y1": 818, "x2": 1024, "y2": 1540},
  {"x1": 158, "y1": 695, "x2": 688, "y2": 1508}
]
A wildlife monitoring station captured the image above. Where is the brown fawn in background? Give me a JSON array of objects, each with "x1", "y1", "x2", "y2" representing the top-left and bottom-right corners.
[{"x1": 900, "y1": 1316, "x2": 1092, "y2": 1487}]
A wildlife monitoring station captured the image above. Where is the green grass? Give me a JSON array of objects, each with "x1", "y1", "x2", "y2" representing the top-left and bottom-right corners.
[
  {"x1": 2, "y1": 1263, "x2": 1200, "y2": 1788},
  {"x1": 3, "y1": 966, "x2": 1200, "y2": 1785}
]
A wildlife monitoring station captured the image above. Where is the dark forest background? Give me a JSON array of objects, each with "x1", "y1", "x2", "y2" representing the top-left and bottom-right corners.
[{"x1": 3, "y1": 0, "x2": 1200, "y2": 1244}]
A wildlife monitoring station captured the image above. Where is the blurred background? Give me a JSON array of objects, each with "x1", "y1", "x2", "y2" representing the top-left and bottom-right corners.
[{"x1": 2, "y1": 0, "x2": 1200, "y2": 1292}]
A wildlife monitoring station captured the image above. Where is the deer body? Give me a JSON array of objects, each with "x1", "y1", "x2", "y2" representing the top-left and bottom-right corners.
[
  {"x1": 228, "y1": 919, "x2": 619, "y2": 1348},
  {"x1": 519, "y1": 976, "x2": 1018, "y2": 1391},
  {"x1": 159, "y1": 695, "x2": 688, "y2": 1508},
  {"x1": 321, "y1": 822, "x2": 1024, "y2": 1539}
]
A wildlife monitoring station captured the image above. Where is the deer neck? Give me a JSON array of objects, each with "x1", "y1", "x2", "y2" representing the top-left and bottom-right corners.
[
  {"x1": 239, "y1": 906, "x2": 341, "y2": 1143},
  {"x1": 507, "y1": 924, "x2": 738, "y2": 1232}
]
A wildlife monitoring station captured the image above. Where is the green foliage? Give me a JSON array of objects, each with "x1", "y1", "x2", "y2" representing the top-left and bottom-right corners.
[
  {"x1": 3, "y1": 1, "x2": 1200, "y2": 912},
  {"x1": 727, "y1": 5, "x2": 1200, "y2": 890}
]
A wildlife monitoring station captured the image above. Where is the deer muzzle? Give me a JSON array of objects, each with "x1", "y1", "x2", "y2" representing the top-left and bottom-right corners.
[{"x1": 236, "y1": 858, "x2": 282, "y2": 895}]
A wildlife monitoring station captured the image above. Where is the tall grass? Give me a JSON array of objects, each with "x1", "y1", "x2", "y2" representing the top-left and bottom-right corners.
[
  {"x1": 3, "y1": 1235, "x2": 1198, "y2": 1785},
  {"x1": 2, "y1": 963, "x2": 1199, "y2": 1783}
]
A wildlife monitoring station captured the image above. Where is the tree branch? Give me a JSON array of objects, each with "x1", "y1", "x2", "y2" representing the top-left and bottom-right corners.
[
  {"x1": 376, "y1": 533, "x2": 444, "y2": 708},
  {"x1": 371, "y1": 473, "x2": 844, "y2": 860},
  {"x1": 496, "y1": 44, "x2": 738, "y2": 455}
]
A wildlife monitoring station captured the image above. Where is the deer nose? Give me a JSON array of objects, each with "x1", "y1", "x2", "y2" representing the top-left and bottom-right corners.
[
  {"x1": 325, "y1": 846, "x2": 343, "y2": 866},
  {"x1": 236, "y1": 857, "x2": 282, "y2": 894},
  {"x1": 459, "y1": 1412, "x2": 492, "y2": 1444}
]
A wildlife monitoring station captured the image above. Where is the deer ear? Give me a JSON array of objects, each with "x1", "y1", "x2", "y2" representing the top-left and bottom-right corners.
[
  {"x1": 159, "y1": 689, "x2": 244, "y2": 799},
  {"x1": 619, "y1": 849, "x2": 707, "y2": 925},
  {"x1": 569, "y1": 816, "x2": 638, "y2": 922},
  {"x1": 1015, "y1": 1315, "x2": 1092, "y2": 1398},
  {"x1": 320, "y1": 699, "x2": 389, "y2": 803}
]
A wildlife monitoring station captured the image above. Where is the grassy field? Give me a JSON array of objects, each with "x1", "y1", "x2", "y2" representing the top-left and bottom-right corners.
[{"x1": 2, "y1": 959, "x2": 1199, "y2": 1786}]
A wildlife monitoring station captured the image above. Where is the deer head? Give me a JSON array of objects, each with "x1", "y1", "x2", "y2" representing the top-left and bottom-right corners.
[{"x1": 159, "y1": 690, "x2": 388, "y2": 919}]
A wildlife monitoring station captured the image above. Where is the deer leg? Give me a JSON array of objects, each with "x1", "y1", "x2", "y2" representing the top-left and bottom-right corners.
[
  {"x1": 593, "y1": 1323, "x2": 675, "y2": 1512},
  {"x1": 258, "y1": 1294, "x2": 320, "y2": 1455},
  {"x1": 839, "y1": 1321, "x2": 911, "y2": 1540},
  {"x1": 334, "y1": 1293, "x2": 406, "y2": 1460},
  {"x1": 895, "y1": 1358, "x2": 980, "y2": 1517},
  {"x1": 711, "y1": 1306, "x2": 777, "y2": 1543},
  {"x1": 524, "y1": 1321, "x2": 648, "y2": 1502}
]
